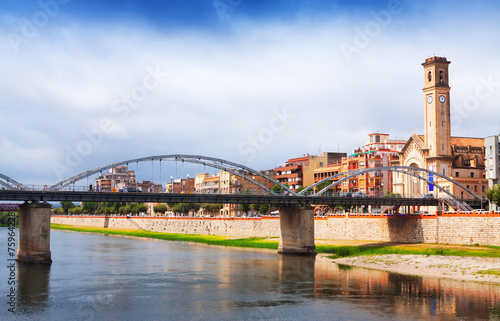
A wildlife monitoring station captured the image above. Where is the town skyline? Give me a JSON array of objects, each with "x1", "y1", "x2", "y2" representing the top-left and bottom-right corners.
[{"x1": 2, "y1": 0, "x2": 500, "y2": 185}]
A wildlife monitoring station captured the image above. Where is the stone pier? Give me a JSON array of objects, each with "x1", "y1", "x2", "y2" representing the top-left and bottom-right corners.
[
  {"x1": 17, "y1": 203, "x2": 52, "y2": 264},
  {"x1": 278, "y1": 206, "x2": 316, "y2": 255}
]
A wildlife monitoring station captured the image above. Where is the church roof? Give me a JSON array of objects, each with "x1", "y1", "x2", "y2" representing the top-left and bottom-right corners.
[{"x1": 450, "y1": 136, "x2": 484, "y2": 147}]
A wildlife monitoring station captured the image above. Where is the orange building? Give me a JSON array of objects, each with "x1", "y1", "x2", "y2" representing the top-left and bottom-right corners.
[{"x1": 275, "y1": 153, "x2": 345, "y2": 191}]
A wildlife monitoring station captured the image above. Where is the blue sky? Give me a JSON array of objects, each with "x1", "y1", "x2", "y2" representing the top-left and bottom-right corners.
[{"x1": 1, "y1": 0, "x2": 500, "y2": 185}]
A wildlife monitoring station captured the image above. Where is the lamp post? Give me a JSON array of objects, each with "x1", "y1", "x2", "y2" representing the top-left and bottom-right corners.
[
  {"x1": 170, "y1": 176, "x2": 173, "y2": 193},
  {"x1": 186, "y1": 174, "x2": 189, "y2": 193},
  {"x1": 480, "y1": 181, "x2": 483, "y2": 211}
]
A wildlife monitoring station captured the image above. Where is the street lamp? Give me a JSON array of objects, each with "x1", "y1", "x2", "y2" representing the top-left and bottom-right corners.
[{"x1": 480, "y1": 181, "x2": 483, "y2": 211}]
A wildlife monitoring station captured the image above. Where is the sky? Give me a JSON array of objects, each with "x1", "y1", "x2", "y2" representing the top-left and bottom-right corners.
[{"x1": 1, "y1": 0, "x2": 500, "y2": 186}]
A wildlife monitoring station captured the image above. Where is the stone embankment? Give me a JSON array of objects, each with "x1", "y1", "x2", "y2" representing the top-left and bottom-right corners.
[{"x1": 52, "y1": 211, "x2": 500, "y2": 246}]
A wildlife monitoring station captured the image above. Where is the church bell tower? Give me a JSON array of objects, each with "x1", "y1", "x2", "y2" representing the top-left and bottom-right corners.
[{"x1": 422, "y1": 56, "x2": 451, "y2": 158}]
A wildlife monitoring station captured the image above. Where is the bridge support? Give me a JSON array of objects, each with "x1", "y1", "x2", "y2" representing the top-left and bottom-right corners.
[
  {"x1": 17, "y1": 203, "x2": 52, "y2": 264},
  {"x1": 278, "y1": 206, "x2": 316, "y2": 256}
]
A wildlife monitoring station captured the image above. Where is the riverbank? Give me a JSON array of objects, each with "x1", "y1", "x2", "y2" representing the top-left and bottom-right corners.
[
  {"x1": 330, "y1": 254, "x2": 500, "y2": 284},
  {"x1": 51, "y1": 224, "x2": 500, "y2": 284}
]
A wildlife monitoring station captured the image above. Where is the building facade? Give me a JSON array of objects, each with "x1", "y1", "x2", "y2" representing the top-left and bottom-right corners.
[
  {"x1": 485, "y1": 135, "x2": 500, "y2": 188},
  {"x1": 393, "y1": 57, "x2": 487, "y2": 200},
  {"x1": 275, "y1": 152, "x2": 345, "y2": 191},
  {"x1": 313, "y1": 133, "x2": 405, "y2": 196}
]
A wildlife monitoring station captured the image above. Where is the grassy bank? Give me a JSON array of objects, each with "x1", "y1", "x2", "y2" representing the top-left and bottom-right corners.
[{"x1": 51, "y1": 224, "x2": 500, "y2": 258}]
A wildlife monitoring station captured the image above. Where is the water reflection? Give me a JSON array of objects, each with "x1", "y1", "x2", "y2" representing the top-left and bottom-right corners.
[
  {"x1": 2, "y1": 228, "x2": 500, "y2": 321},
  {"x1": 314, "y1": 258, "x2": 500, "y2": 320},
  {"x1": 17, "y1": 262, "x2": 51, "y2": 314}
]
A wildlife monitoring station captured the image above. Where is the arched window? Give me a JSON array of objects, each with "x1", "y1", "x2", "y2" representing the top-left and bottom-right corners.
[
  {"x1": 428, "y1": 70, "x2": 432, "y2": 81},
  {"x1": 439, "y1": 70, "x2": 443, "y2": 82}
]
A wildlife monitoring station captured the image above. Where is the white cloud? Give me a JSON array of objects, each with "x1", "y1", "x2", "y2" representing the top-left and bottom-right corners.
[{"x1": 1, "y1": 6, "x2": 500, "y2": 185}]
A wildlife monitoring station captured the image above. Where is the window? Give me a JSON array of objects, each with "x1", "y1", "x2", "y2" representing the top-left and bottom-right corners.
[
  {"x1": 456, "y1": 172, "x2": 459, "y2": 177},
  {"x1": 470, "y1": 172, "x2": 474, "y2": 178},
  {"x1": 474, "y1": 185, "x2": 477, "y2": 192},
  {"x1": 439, "y1": 70, "x2": 443, "y2": 82},
  {"x1": 428, "y1": 70, "x2": 432, "y2": 81},
  {"x1": 319, "y1": 162, "x2": 323, "y2": 167}
]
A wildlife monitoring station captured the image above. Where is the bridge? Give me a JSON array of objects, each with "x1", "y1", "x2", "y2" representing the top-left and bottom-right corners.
[{"x1": 0, "y1": 154, "x2": 478, "y2": 264}]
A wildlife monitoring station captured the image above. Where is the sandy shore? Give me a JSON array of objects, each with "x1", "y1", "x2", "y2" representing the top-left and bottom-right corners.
[{"x1": 328, "y1": 254, "x2": 500, "y2": 284}]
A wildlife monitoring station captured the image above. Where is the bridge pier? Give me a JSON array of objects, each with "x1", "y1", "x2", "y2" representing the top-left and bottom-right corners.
[
  {"x1": 278, "y1": 206, "x2": 316, "y2": 256},
  {"x1": 16, "y1": 203, "x2": 52, "y2": 264}
]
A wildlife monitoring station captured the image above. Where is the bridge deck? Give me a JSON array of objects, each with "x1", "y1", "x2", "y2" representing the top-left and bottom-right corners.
[{"x1": 0, "y1": 190, "x2": 439, "y2": 206}]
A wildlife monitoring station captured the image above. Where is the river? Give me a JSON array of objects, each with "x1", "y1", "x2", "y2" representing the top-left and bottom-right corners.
[{"x1": 1, "y1": 228, "x2": 499, "y2": 320}]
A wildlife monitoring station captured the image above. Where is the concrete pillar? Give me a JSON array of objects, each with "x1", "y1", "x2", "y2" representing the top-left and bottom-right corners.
[
  {"x1": 278, "y1": 206, "x2": 316, "y2": 256},
  {"x1": 17, "y1": 203, "x2": 52, "y2": 264}
]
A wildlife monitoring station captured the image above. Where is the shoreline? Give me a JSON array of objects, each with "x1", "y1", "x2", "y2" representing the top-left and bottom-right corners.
[
  {"x1": 329, "y1": 254, "x2": 500, "y2": 284},
  {"x1": 50, "y1": 224, "x2": 500, "y2": 284}
]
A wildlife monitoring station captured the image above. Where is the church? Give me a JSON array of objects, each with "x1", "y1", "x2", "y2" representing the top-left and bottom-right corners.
[{"x1": 392, "y1": 57, "x2": 487, "y2": 200}]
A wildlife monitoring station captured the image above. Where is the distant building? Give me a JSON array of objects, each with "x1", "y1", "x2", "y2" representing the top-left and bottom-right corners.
[
  {"x1": 485, "y1": 135, "x2": 500, "y2": 187},
  {"x1": 274, "y1": 153, "x2": 346, "y2": 191},
  {"x1": 166, "y1": 177, "x2": 195, "y2": 193},
  {"x1": 314, "y1": 133, "x2": 405, "y2": 196},
  {"x1": 95, "y1": 166, "x2": 136, "y2": 192},
  {"x1": 194, "y1": 169, "x2": 276, "y2": 217}
]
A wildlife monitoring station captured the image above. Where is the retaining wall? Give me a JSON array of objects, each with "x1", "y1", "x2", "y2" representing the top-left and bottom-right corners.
[{"x1": 51, "y1": 211, "x2": 500, "y2": 246}]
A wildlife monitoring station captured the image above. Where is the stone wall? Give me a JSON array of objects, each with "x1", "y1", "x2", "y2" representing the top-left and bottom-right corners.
[{"x1": 51, "y1": 212, "x2": 500, "y2": 246}]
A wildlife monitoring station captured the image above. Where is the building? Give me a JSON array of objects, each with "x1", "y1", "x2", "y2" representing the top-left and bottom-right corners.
[
  {"x1": 166, "y1": 177, "x2": 195, "y2": 193},
  {"x1": 485, "y1": 135, "x2": 500, "y2": 188},
  {"x1": 274, "y1": 153, "x2": 346, "y2": 191},
  {"x1": 194, "y1": 169, "x2": 276, "y2": 217},
  {"x1": 314, "y1": 133, "x2": 405, "y2": 196},
  {"x1": 95, "y1": 166, "x2": 136, "y2": 192},
  {"x1": 393, "y1": 56, "x2": 487, "y2": 200}
]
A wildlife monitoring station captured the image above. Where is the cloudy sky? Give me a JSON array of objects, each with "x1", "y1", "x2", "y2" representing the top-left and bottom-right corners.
[{"x1": 1, "y1": 0, "x2": 500, "y2": 186}]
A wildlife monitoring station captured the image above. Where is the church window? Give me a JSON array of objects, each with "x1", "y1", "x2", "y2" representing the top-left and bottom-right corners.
[
  {"x1": 428, "y1": 70, "x2": 432, "y2": 81},
  {"x1": 439, "y1": 70, "x2": 443, "y2": 82}
]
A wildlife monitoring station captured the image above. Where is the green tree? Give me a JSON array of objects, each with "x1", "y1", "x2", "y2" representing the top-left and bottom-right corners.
[
  {"x1": 486, "y1": 184, "x2": 500, "y2": 206},
  {"x1": 134, "y1": 203, "x2": 148, "y2": 214},
  {"x1": 315, "y1": 180, "x2": 332, "y2": 193},
  {"x1": 60, "y1": 201, "x2": 76, "y2": 214},
  {"x1": 240, "y1": 203, "x2": 250, "y2": 215},
  {"x1": 271, "y1": 183, "x2": 290, "y2": 195},
  {"x1": 259, "y1": 204, "x2": 269, "y2": 214},
  {"x1": 82, "y1": 202, "x2": 99, "y2": 214},
  {"x1": 153, "y1": 204, "x2": 168, "y2": 215},
  {"x1": 52, "y1": 207, "x2": 65, "y2": 215}
]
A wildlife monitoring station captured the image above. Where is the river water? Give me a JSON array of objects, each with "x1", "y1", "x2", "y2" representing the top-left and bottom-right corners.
[{"x1": 1, "y1": 228, "x2": 500, "y2": 321}]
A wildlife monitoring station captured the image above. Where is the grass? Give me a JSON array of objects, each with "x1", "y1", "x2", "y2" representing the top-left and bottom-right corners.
[
  {"x1": 51, "y1": 224, "x2": 280, "y2": 250},
  {"x1": 51, "y1": 224, "x2": 500, "y2": 259}
]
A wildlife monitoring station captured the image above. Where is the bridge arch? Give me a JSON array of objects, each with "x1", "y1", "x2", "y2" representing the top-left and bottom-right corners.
[
  {"x1": 48, "y1": 155, "x2": 297, "y2": 195},
  {"x1": 0, "y1": 173, "x2": 26, "y2": 190},
  {"x1": 299, "y1": 166, "x2": 479, "y2": 200}
]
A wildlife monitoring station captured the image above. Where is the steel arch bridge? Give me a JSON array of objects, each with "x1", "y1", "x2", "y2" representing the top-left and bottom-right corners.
[
  {"x1": 299, "y1": 166, "x2": 480, "y2": 201},
  {"x1": 0, "y1": 173, "x2": 26, "y2": 190},
  {"x1": 48, "y1": 154, "x2": 297, "y2": 195}
]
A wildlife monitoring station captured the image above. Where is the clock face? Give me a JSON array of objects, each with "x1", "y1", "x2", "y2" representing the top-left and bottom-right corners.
[
  {"x1": 427, "y1": 95, "x2": 433, "y2": 104},
  {"x1": 439, "y1": 95, "x2": 445, "y2": 103}
]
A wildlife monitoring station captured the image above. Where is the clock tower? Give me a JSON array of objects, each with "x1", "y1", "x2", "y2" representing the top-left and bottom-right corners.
[{"x1": 422, "y1": 56, "x2": 451, "y2": 158}]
